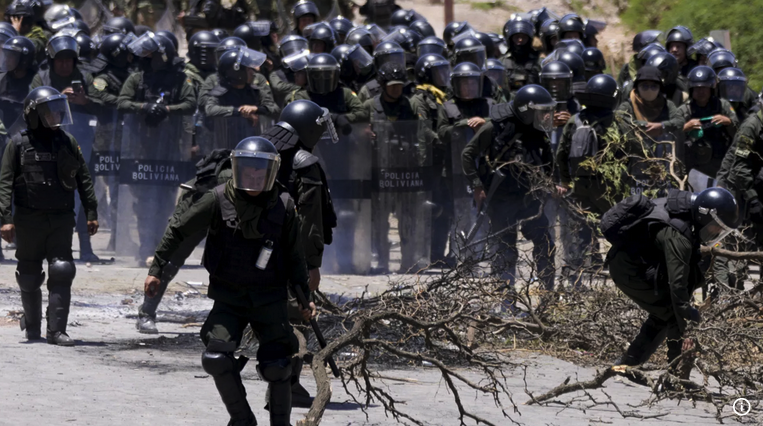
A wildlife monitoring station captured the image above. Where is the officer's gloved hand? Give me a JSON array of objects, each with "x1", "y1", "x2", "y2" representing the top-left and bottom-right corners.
[
  {"x1": 150, "y1": 103, "x2": 169, "y2": 120},
  {"x1": 334, "y1": 114, "x2": 352, "y2": 136},
  {"x1": 141, "y1": 103, "x2": 153, "y2": 115},
  {"x1": 749, "y1": 197, "x2": 763, "y2": 223}
]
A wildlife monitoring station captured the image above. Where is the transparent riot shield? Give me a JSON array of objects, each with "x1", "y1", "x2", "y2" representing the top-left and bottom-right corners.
[
  {"x1": 67, "y1": 110, "x2": 98, "y2": 251},
  {"x1": 372, "y1": 119, "x2": 432, "y2": 272},
  {"x1": 196, "y1": 115, "x2": 274, "y2": 156},
  {"x1": 0, "y1": 97, "x2": 22, "y2": 130},
  {"x1": 314, "y1": 123, "x2": 373, "y2": 275},
  {"x1": 91, "y1": 108, "x2": 122, "y2": 252},
  {"x1": 449, "y1": 125, "x2": 481, "y2": 257},
  {"x1": 116, "y1": 114, "x2": 195, "y2": 263}
]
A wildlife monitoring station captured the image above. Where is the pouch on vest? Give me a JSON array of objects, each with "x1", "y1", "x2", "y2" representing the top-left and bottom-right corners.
[
  {"x1": 57, "y1": 144, "x2": 79, "y2": 192},
  {"x1": 568, "y1": 115, "x2": 599, "y2": 178},
  {"x1": 600, "y1": 193, "x2": 655, "y2": 247}
]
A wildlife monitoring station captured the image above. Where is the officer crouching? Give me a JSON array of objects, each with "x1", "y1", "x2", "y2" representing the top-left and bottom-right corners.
[{"x1": 142, "y1": 137, "x2": 314, "y2": 426}]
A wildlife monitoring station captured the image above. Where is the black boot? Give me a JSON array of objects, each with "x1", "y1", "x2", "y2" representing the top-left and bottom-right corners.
[
  {"x1": 47, "y1": 283, "x2": 74, "y2": 346},
  {"x1": 614, "y1": 317, "x2": 668, "y2": 385},
  {"x1": 16, "y1": 271, "x2": 45, "y2": 340},
  {"x1": 78, "y1": 231, "x2": 101, "y2": 262},
  {"x1": 136, "y1": 263, "x2": 178, "y2": 334},
  {"x1": 290, "y1": 357, "x2": 314, "y2": 408}
]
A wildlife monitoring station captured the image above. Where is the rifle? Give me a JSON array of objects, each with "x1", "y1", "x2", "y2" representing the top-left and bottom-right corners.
[{"x1": 292, "y1": 285, "x2": 341, "y2": 378}]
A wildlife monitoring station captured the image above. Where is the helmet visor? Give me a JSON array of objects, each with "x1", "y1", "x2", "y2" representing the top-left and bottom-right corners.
[
  {"x1": 50, "y1": 16, "x2": 77, "y2": 32},
  {"x1": 453, "y1": 75, "x2": 482, "y2": 100},
  {"x1": 35, "y1": 94, "x2": 73, "y2": 128},
  {"x1": 485, "y1": 68, "x2": 504, "y2": 86},
  {"x1": 347, "y1": 45, "x2": 374, "y2": 77},
  {"x1": 456, "y1": 49, "x2": 486, "y2": 69},
  {"x1": 282, "y1": 50, "x2": 310, "y2": 72},
  {"x1": 280, "y1": 37, "x2": 308, "y2": 57},
  {"x1": 430, "y1": 62, "x2": 451, "y2": 88},
  {"x1": 127, "y1": 32, "x2": 160, "y2": 57},
  {"x1": 316, "y1": 107, "x2": 339, "y2": 144},
  {"x1": 231, "y1": 153, "x2": 281, "y2": 192},
  {"x1": 530, "y1": 102, "x2": 555, "y2": 132},
  {"x1": 365, "y1": 24, "x2": 387, "y2": 44},
  {"x1": 698, "y1": 209, "x2": 736, "y2": 245},
  {"x1": 719, "y1": 80, "x2": 747, "y2": 103},
  {"x1": 0, "y1": 48, "x2": 20, "y2": 72},
  {"x1": 236, "y1": 47, "x2": 267, "y2": 69},
  {"x1": 417, "y1": 43, "x2": 444, "y2": 57},
  {"x1": 375, "y1": 51, "x2": 405, "y2": 69},
  {"x1": 307, "y1": 65, "x2": 339, "y2": 94},
  {"x1": 540, "y1": 76, "x2": 572, "y2": 101},
  {"x1": 248, "y1": 21, "x2": 272, "y2": 37}
]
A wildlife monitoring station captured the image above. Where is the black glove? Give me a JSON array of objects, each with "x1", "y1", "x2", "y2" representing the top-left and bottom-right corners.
[
  {"x1": 686, "y1": 307, "x2": 701, "y2": 325},
  {"x1": 335, "y1": 114, "x2": 352, "y2": 135},
  {"x1": 141, "y1": 103, "x2": 153, "y2": 114},
  {"x1": 144, "y1": 104, "x2": 168, "y2": 127},
  {"x1": 749, "y1": 197, "x2": 763, "y2": 223}
]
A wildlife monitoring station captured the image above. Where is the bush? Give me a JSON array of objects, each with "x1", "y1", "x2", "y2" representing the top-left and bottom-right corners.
[{"x1": 621, "y1": 0, "x2": 763, "y2": 91}]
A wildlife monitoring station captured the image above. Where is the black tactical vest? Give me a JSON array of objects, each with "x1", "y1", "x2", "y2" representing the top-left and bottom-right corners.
[
  {"x1": 310, "y1": 87, "x2": 348, "y2": 113},
  {"x1": 135, "y1": 70, "x2": 185, "y2": 104},
  {"x1": 502, "y1": 52, "x2": 538, "y2": 90},
  {"x1": 12, "y1": 130, "x2": 78, "y2": 211},
  {"x1": 203, "y1": 185, "x2": 291, "y2": 290},
  {"x1": 207, "y1": 83, "x2": 261, "y2": 108}
]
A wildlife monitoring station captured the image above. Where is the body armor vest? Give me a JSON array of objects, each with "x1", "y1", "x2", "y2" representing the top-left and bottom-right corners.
[
  {"x1": 12, "y1": 130, "x2": 78, "y2": 211},
  {"x1": 310, "y1": 88, "x2": 348, "y2": 114},
  {"x1": 135, "y1": 70, "x2": 185, "y2": 104}
]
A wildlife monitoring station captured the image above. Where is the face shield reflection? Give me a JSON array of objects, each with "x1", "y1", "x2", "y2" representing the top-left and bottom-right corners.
[
  {"x1": 430, "y1": 62, "x2": 451, "y2": 88},
  {"x1": 531, "y1": 103, "x2": 555, "y2": 132},
  {"x1": 231, "y1": 155, "x2": 280, "y2": 192},
  {"x1": 36, "y1": 95, "x2": 73, "y2": 128},
  {"x1": 718, "y1": 80, "x2": 746, "y2": 103}
]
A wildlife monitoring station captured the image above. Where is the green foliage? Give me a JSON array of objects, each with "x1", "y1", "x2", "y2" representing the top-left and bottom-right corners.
[{"x1": 620, "y1": 0, "x2": 763, "y2": 91}]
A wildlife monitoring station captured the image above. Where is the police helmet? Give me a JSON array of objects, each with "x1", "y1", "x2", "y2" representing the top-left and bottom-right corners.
[
  {"x1": 231, "y1": 137, "x2": 281, "y2": 192},
  {"x1": 23, "y1": 86, "x2": 73, "y2": 129},
  {"x1": 306, "y1": 53, "x2": 339, "y2": 94},
  {"x1": 187, "y1": 31, "x2": 220, "y2": 71},
  {"x1": 0, "y1": 35, "x2": 35, "y2": 72},
  {"x1": 511, "y1": 84, "x2": 555, "y2": 132},
  {"x1": 692, "y1": 187, "x2": 739, "y2": 243}
]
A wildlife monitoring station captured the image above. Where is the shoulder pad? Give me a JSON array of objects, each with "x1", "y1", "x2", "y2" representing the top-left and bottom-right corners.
[
  {"x1": 293, "y1": 149, "x2": 320, "y2": 170},
  {"x1": 490, "y1": 102, "x2": 514, "y2": 122},
  {"x1": 208, "y1": 85, "x2": 227, "y2": 97},
  {"x1": 665, "y1": 189, "x2": 693, "y2": 215},
  {"x1": 262, "y1": 123, "x2": 300, "y2": 152}
]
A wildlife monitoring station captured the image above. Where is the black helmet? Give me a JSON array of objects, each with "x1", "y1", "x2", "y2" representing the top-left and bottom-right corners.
[
  {"x1": 275, "y1": 99, "x2": 337, "y2": 149},
  {"x1": 688, "y1": 37, "x2": 723, "y2": 58},
  {"x1": 443, "y1": 21, "x2": 472, "y2": 46},
  {"x1": 332, "y1": 44, "x2": 374, "y2": 83},
  {"x1": 453, "y1": 36, "x2": 486, "y2": 69},
  {"x1": 686, "y1": 65, "x2": 717, "y2": 89},
  {"x1": 5, "y1": 0, "x2": 35, "y2": 18},
  {"x1": 503, "y1": 19, "x2": 534, "y2": 43},
  {"x1": 215, "y1": 36, "x2": 246, "y2": 65},
  {"x1": 511, "y1": 84, "x2": 555, "y2": 132},
  {"x1": 23, "y1": 86, "x2": 72, "y2": 130},
  {"x1": 554, "y1": 38, "x2": 585, "y2": 57},
  {"x1": 708, "y1": 49, "x2": 737, "y2": 72},
  {"x1": 46, "y1": 33, "x2": 79, "y2": 60},
  {"x1": 556, "y1": 51, "x2": 586, "y2": 93},
  {"x1": 417, "y1": 36, "x2": 445, "y2": 57},
  {"x1": 102, "y1": 16, "x2": 135, "y2": 35},
  {"x1": 583, "y1": 19, "x2": 606, "y2": 47},
  {"x1": 382, "y1": 27, "x2": 421, "y2": 53},
  {"x1": 635, "y1": 65, "x2": 663, "y2": 87},
  {"x1": 364, "y1": 24, "x2": 387, "y2": 45},
  {"x1": 473, "y1": 32, "x2": 496, "y2": 59},
  {"x1": 306, "y1": 53, "x2": 339, "y2": 94},
  {"x1": 233, "y1": 21, "x2": 271, "y2": 49},
  {"x1": 646, "y1": 52, "x2": 679, "y2": 85},
  {"x1": 637, "y1": 42, "x2": 666, "y2": 65},
  {"x1": 391, "y1": 9, "x2": 424, "y2": 27},
  {"x1": 74, "y1": 33, "x2": 96, "y2": 62},
  {"x1": 577, "y1": 74, "x2": 619, "y2": 110},
  {"x1": 451, "y1": 62, "x2": 483, "y2": 101},
  {"x1": 187, "y1": 31, "x2": 220, "y2": 71},
  {"x1": 377, "y1": 61, "x2": 407, "y2": 88},
  {"x1": 582, "y1": 47, "x2": 606, "y2": 73},
  {"x1": 692, "y1": 187, "x2": 739, "y2": 243},
  {"x1": 539, "y1": 60, "x2": 573, "y2": 101},
  {"x1": 282, "y1": 49, "x2": 311, "y2": 73},
  {"x1": 99, "y1": 33, "x2": 132, "y2": 68},
  {"x1": 489, "y1": 32, "x2": 508, "y2": 56},
  {"x1": 308, "y1": 22, "x2": 336, "y2": 54},
  {"x1": 231, "y1": 137, "x2": 281, "y2": 192},
  {"x1": 154, "y1": 30, "x2": 178, "y2": 51},
  {"x1": 211, "y1": 28, "x2": 229, "y2": 39},
  {"x1": 410, "y1": 19, "x2": 435, "y2": 38},
  {"x1": 218, "y1": 47, "x2": 266, "y2": 86},
  {"x1": 44, "y1": 4, "x2": 81, "y2": 23},
  {"x1": 530, "y1": 7, "x2": 560, "y2": 33},
  {"x1": 0, "y1": 36, "x2": 35, "y2": 72},
  {"x1": 329, "y1": 16, "x2": 353, "y2": 43},
  {"x1": 558, "y1": 13, "x2": 584, "y2": 39},
  {"x1": 278, "y1": 35, "x2": 308, "y2": 58},
  {"x1": 128, "y1": 32, "x2": 176, "y2": 71},
  {"x1": 539, "y1": 19, "x2": 559, "y2": 53},
  {"x1": 717, "y1": 67, "x2": 747, "y2": 103},
  {"x1": 373, "y1": 41, "x2": 405, "y2": 70},
  {"x1": 414, "y1": 53, "x2": 450, "y2": 88},
  {"x1": 666, "y1": 25, "x2": 693, "y2": 48},
  {"x1": 0, "y1": 22, "x2": 18, "y2": 45},
  {"x1": 632, "y1": 30, "x2": 663, "y2": 52},
  {"x1": 485, "y1": 58, "x2": 505, "y2": 88},
  {"x1": 345, "y1": 28, "x2": 373, "y2": 55},
  {"x1": 292, "y1": 0, "x2": 320, "y2": 21}
]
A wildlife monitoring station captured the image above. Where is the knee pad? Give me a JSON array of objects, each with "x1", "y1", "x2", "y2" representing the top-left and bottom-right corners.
[
  {"x1": 15, "y1": 270, "x2": 45, "y2": 292},
  {"x1": 257, "y1": 358, "x2": 292, "y2": 383},
  {"x1": 48, "y1": 259, "x2": 76, "y2": 283},
  {"x1": 201, "y1": 351, "x2": 236, "y2": 377}
]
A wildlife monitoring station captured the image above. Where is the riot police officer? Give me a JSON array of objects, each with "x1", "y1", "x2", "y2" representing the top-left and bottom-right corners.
[
  {"x1": 717, "y1": 67, "x2": 756, "y2": 122},
  {"x1": 332, "y1": 43, "x2": 376, "y2": 93},
  {"x1": 117, "y1": 32, "x2": 196, "y2": 265},
  {"x1": 678, "y1": 66, "x2": 738, "y2": 178},
  {"x1": 538, "y1": 19, "x2": 559, "y2": 56},
  {"x1": 609, "y1": 188, "x2": 737, "y2": 376},
  {"x1": 263, "y1": 99, "x2": 338, "y2": 406},
  {"x1": 357, "y1": 40, "x2": 405, "y2": 103},
  {"x1": 102, "y1": 16, "x2": 136, "y2": 36},
  {"x1": 0, "y1": 35, "x2": 37, "y2": 125},
  {"x1": 581, "y1": 47, "x2": 606, "y2": 81},
  {"x1": 556, "y1": 75, "x2": 622, "y2": 284},
  {"x1": 5, "y1": 0, "x2": 48, "y2": 65},
  {"x1": 461, "y1": 85, "x2": 556, "y2": 290},
  {"x1": 617, "y1": 30, "x2": 662, "y2": 92},
  {"x1": 501, "y1": 18, "x2": 542, "y2": 96},
  {"x1": 307, "y1": 22, "x2": 336, "y2": 54},
  {"x1": 291, "y1": 0, "x2": 319, "y2": 37},
  {"x1": 645, "y1": 52, "x2": 688, "y2": 107},
  {"x1": 143, "y1": 136, "x2": 314, "y2": 426},
  {"x1": 557, "y1": 13, "x2": 584, "y2": 41},
  {"x1": 665, "y1": 26, "x2": 697, "y2": 78},
  {"x1": 0, "y1": 86, "x2": 98, "y2": 345},
  {"x1": 330, "y1": 16, "x2": 353, "y2": 45},
  {"x1": 185, "y1": 30, "x2": 221, "y2": 91},
  {"x1": 271, "y1": 48, "x2": 310, "y2": 107},
  {"x1": 346, "y1": 27, "x2": 375, "y2": 56}
]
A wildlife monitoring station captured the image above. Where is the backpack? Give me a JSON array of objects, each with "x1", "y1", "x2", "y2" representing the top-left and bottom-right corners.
[
  {"x1": 600, "y1": 193, "x2": 654, "y2": 247},
  {"x1": 568, "y1": 114, "x2": 600, "y2": 177},
  {"x1": 192, "y1": 148, "x2": 232, "y2": 193}
]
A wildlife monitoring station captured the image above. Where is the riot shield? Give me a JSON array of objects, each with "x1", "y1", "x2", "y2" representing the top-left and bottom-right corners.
[
  {"x1": 67, "y1": 110, "x2": 98, "y2": 251},
  {"x1": 91, "y1": 108, "x2": 122, "y2": 251},
  {"x1": 0, "y1": 97, "x2": 22, "y2": 130},
  {"x1": 314, "y1": 123, "x2": 373, "y2": 275},
  {"x1": 371, "y1": 119, "x2": 432, "y2": 272},
  {"x1": 116, "y1": 114, "x2": 195, "y2": 263},
  {"x1": 196, "y1": 115, "x2": 274, "y2": 156},
  {"x1": 449, "y1": 125, "x2": 482, "y2": 257}
]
